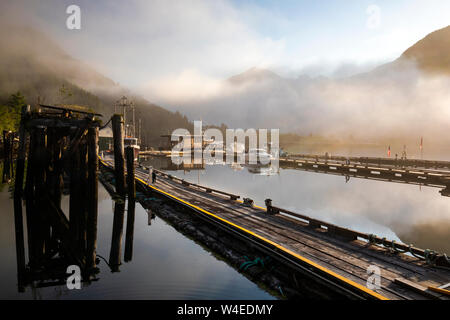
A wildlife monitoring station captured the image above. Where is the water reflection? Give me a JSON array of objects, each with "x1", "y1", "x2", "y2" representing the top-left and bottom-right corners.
[
  {"x1": 142, "y1": 156, "x2": 450, "y2": 255},
  {"x1": 109, "y1": 201, "x2": 126, "y2": 272},
  {"x1": 0, "y1": 183, "x2": 274, "y2": 299},
  {"x1": 244, "y1": 164, "x2": 279, "y2": 176}
]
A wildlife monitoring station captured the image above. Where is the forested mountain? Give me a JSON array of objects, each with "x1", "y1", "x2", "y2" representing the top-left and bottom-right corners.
[{"x1": 0, "y1": 24, "x2": 192, "y2": 146}]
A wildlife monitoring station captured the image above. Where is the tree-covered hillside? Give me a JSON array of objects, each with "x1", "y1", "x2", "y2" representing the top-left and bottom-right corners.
[{"x1": 0, "y1": 24, "x2": 193, "y2": 147}]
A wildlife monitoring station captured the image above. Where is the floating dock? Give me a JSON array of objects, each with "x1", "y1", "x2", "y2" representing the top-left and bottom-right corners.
[
  {"x1": 280, "y1": 155, "x2": 450, "y2": 192},
  {"x1": 101, "y1": 158, "x2": 450, "y2": 300}
]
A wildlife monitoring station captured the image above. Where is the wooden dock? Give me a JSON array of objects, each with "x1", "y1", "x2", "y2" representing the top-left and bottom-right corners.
[
  {"x1": 101, "y1": 158, "x2": 450, "y2": 300},
  {"x1": 280, "y1": 156, "x2": 450, "y2": 192},
  {"x1": 288, "y1": 153, "x2": 450, "y2": 170}
]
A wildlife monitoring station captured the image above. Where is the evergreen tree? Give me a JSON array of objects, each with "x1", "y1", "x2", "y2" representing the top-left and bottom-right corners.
[{"x1": 0, "y1": 92, "x2": 26, "y2": 132}]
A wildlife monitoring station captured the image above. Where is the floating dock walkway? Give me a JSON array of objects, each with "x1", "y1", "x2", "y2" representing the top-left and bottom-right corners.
[
  {"x1": 101, "y1": 159, "x2": 450, "y2": 300},
  {"x1": 280, "y1": 155, "x2": 450, "y2": 193}
]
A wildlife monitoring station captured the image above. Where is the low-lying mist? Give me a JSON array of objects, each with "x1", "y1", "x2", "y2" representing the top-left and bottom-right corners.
[{"x1": 141, "y1": 60, "x2": 450, "y2": 149}]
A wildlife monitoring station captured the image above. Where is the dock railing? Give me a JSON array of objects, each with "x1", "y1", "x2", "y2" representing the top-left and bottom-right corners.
[
  {"x1": 268, "y1": 204, "x2": 450, "y2": 268},
  {"x1": 143, "y1": 166, "x2": 240, "y2": 201}
]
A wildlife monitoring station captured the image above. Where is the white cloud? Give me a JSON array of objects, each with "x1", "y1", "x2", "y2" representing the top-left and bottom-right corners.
[
  {"x1": 142, "y1": 69, "x2": 229, "y2": 102},
  {"x1": 4, "y1": 0, "x2": 450, "y2": 144},
  {"x1": 52, "y1": 0, "x2": 287, "y2": 88}
]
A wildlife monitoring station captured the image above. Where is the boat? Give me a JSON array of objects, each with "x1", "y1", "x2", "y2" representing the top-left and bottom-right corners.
[
  {"x1": 116, "y1": 96, "x2": 141, "y2": 162},
  {"x1": 124, "y1": 136, "x2": 140, "y2": 161},
  {"x1": 99, "y1": 96, "x2": 142, "y2": 161},
  {"x1": 246, "y1": 148, "x2": 274, "y2": 165}
]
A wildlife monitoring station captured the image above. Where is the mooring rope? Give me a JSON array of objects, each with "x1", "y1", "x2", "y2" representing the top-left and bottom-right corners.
[
  {"x1": 367, "y1": 234, "x2": 442, "y2": 266},
  {"x1": 99, "y1": 117, "x2": 112, "y2": 130},
  {"x1": 278, "y1": 285, "x2": 285, "y2": 298},
  {"x1": 424, "y1": 249, "x2": 438, "y2": 266},
  {"x1": 239, "y1": 256, "x2": 272, "y2": 271},
  {"x1": 96, "y1": 254, "x2": 112, "y2": 269},
  {"x1": 391, "y1": 240, "x2": 407, "y2": 254}
]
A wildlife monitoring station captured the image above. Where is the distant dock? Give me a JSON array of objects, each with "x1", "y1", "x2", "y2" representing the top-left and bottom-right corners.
[{"x1": 279, "y1": 154, "x2": 450, "y2": 195}]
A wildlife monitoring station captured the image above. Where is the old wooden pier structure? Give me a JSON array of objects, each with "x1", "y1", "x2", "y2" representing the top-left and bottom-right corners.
[{"x1": 11, "y1": 104, "x2": 102, "y2": 290}]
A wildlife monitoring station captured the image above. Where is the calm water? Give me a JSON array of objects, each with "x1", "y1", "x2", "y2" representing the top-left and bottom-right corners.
[
  {"x1": 0, "y1": 183, "x2": 275, "y2": 300},
  {"x1": 143, "y1": 156, "x2": 450, "y2": 255}
]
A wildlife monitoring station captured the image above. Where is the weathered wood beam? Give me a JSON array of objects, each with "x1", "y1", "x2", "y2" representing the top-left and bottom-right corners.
[
  {"x1": 112, "y1": 115, "x2": 126, "y2": 198},
  {"x1": 13, "y1": 105, "x2": 29, "y2": 291},
  {"x1": 86, "y1": 127, "x2": 99, "y2": 271},
  {"x1": 124, "y1": 147, "x2": 136, "y2": 262}
]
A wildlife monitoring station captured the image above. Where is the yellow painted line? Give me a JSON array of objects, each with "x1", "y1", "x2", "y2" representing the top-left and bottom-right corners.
[
  {"x1": 428, "y1": 286, "x2": 450, "y2": 296},
  {"x1": 131, "y1": 174, "x2": 388, "y2": 300}
]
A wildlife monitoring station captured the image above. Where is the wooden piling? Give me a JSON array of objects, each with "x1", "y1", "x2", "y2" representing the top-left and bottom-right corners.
[
  {"x1": 69, "y1": 134, "x2": 82, "y2": 247},
  {"x1": 125, "y1": 147, "x2": 136, "y2": 201},
  {"x1": 124, "y1": 199, "x2": 135, "y2": 263},
  {"x1": 109, "y1": 202, "x2": 125, "y2": 271},
  {"x1": 112, "y1": 115, "x2": 126, "y2": 198},
  {"x1": 13, "y1": 106, "x2": 28, "y2": 291},
  {"x1": 33, "y1": 126, "x2": 47, "y2": 262},
  {"x1": 47, "y1": 128, "x2": 63, "y2": 209},
  {"x1": 16, "y1": 104, "x2": 103, "y2": 288},
  {"x1": 78, "y1": 140, "x2": 88, "y2": 254},
  {"x1": 108, "y1": 141, "x2": 129, "y2": 268},
  {"x1": 124, "y1": 147, "x2": 136, "y2": 262},
  {"x1": 24, "y1": 130, "x2": 36, "y2": 265},
  {"x1": 86, "y1": 127, "x2": 99, "y2": 271}
]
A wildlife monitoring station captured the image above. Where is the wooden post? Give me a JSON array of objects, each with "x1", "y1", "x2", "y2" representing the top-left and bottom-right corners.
[
  {"x1": 43, "y1": 128, "x2": 58, "y2": 255},
  {"x1": 125, "y1": 147, "x2": 136, "y2": 201},
  {"x1": 69, "y1": 132, "x2": 82, "y2": 248},
  {"x1": 124, "y1": 199, "x2": 135, "y2": 263},
  {"x1": 265, "y1": 198, "x2": 273, "y2": 215},
  {"x1": 124, "y1": 146, "x2": 136, "y2": 262},
  {"x1": 109, "y1": 202, "x2": 125, "y2": 271},
  {"x1": 112, "y1": 115, "x2": 126, "y2": 198},
  {"x1": 13, "y1": 106, "x2": 28, "y2": 291},
  {"x1": 78, "y1": 140, "x2": 88, "y2": 254},
  {"x1": 48, "y1": 128, "x2": 63, "y2": 209},
  {"x1": 24, "y1": 130, "x2": 36, "y2": 265},
  {"x1": 86, "y1": 127, "x2": 99, "y2": 271},
  {"x1": 33, "y1": 126, "x2": 47, "y2": 262}
]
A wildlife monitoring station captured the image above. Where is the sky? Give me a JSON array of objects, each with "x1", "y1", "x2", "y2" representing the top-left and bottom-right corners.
[
  {"x1": 2, "y1": 1, "x2": 450, "y2": 141},
  {"x1": 3, "y1": 0, "x2": 450, "y2": 90}
]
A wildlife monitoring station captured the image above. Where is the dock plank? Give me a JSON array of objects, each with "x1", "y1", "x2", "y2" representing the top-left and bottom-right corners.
[{"x1": 154, "y1": 178, "x2": 424, "y2": 300}]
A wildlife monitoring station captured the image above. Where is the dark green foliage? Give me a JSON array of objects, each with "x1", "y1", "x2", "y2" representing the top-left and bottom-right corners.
[{"x1": 0, "y1": 92, "x2": 25, "y2": 132}]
